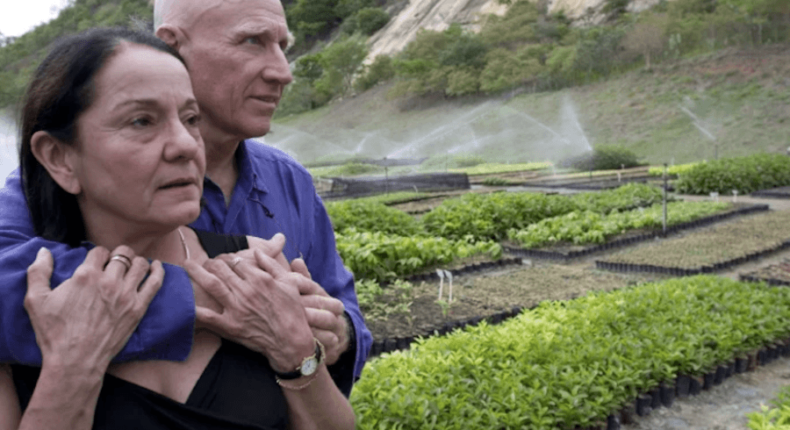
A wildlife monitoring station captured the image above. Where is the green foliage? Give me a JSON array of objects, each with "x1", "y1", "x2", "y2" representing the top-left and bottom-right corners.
[
  {"x1": 0, "y1": 0, "x2": 153, "y2": 107},
  {"x1": 508, "y1": 201, "x2": 730, "y2": 248},
  {"x1": 481, "y1": 177, "x2": 521, "y2": 186},
  {"x1": 648, "y1": 162, "x2": 704, "y2": 177},
  {"x1": 343, "y1": 8, "x2": 390, "y2": 36},
  {"x1": 309, "y1": 162, "x2": 383, "y2": 178},
  {"x1": 450, "y1": 161, "x2": 552, "y2": 175},
  {"x1": 325, "y1": 200, "x2": 424, "y2": 236},
  {"x1": 421, "y1": 183, "x2": 663, "y2": 241},
  {"x1": 352, "y1": 276, "x2": 790, "y2": 429},
  {"x1": 675, "y1": 153, "x2": 790, "y2": 195},
  {"x1": 747, "y1": 385, "x2": 790, "y2": 429},
  {"x1": 336, "y1": 229, "x2": 501, "y2": 282},
  {"x1": 563, "y1": 145, "x2": 642, "y2": 171},
  {"x1": 356, "y1": 279, "x2": 413, "y2": 321},
  {"x1": 354, "y1": 55, "x2": 396, "y2": 92}
]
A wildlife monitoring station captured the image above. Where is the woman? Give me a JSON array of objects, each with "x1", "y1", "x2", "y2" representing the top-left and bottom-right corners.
[{"x1": 0, "y1": 28, "x2": 354, "y2": 430}]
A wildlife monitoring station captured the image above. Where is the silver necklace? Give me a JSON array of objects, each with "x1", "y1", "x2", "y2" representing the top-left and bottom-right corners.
[{"x1": 177, "y1": 227, "x2": 190, "y2": 261}]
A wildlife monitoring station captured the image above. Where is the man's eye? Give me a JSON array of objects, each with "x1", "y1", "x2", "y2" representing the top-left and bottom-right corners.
[
  {"x1": 243, "y1": 37, "x2": 260, "y2": 45},
  {"x1": 186, "y1": 114, "x2": 202, "y2": 126}
]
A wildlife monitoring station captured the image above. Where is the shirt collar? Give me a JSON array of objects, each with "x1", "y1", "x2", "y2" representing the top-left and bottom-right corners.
[{"x1": 233, "y1": 140, "x2": 269, "y2": 195}]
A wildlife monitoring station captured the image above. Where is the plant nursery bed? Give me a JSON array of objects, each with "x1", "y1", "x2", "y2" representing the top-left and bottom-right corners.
[
  {"x1": 751, "y1": 185, "x2": 790, "y2": 199},
  {"x1": 502, "y1": 203, "x2": 766, "y2": 261},
  {"x1": 740, "y1": 259, "x2": 790, "y2": 286},
  {"x1": 362, "y1": 264, "x2": 667, "y2": 349},
  {"x1": 597, "y1": 210, "x2": 790, "y2": 272}
]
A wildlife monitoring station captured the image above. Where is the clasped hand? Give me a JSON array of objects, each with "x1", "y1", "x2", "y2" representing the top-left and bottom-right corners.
[{"x1": 185, "y1": 234, "x2": 350, "y2": 369}]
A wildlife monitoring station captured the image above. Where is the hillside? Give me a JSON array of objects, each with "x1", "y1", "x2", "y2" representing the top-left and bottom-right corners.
[{"x1": 268, "y1": 43, "x2": 790, "y2": 165}]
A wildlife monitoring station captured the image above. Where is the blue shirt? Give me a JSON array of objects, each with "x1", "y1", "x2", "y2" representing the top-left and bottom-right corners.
[{"x1": 0, "y1": 140, "x2": 371, "y2": 381}]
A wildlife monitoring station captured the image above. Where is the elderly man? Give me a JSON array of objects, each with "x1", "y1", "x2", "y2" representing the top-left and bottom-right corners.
[{"x1": 0, "y1": 0, "x2": 371, "y2": 396}]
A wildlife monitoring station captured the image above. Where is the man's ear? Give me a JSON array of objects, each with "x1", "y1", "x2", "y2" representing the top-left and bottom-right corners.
[
  {"x1": 156, "y1": 24, "x2": 185, "y2": 51},
  {"x1": 29, "y1": 131, "x2": 81, "y2": 195}
]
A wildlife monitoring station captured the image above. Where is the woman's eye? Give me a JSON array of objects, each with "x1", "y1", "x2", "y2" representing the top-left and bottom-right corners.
[{"x1": 131, "y1": 117, "x2": 152, "y2": 127}]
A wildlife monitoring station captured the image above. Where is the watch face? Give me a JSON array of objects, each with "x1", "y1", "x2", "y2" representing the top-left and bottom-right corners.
[{"x1": 301, "y1": 358, "x2": 318, "y2": 376}]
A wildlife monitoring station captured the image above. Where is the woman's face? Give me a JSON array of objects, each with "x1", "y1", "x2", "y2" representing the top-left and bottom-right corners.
[{"x1": 68, "y1": 43, "x2": 205, "y2": 232}]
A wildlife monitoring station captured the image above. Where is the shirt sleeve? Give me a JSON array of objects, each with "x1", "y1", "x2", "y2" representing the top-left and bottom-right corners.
[
  {"x1": 305, "y1": 193, "x2": 372, "y2": 385},
  {"x1": 0, "y1": 169, "x2": 195, "y2": 364}
]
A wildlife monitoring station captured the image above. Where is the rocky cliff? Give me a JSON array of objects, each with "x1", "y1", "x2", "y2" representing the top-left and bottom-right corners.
[{"x1": 365, "y1": 0, "x2": 667, "y2": 62}]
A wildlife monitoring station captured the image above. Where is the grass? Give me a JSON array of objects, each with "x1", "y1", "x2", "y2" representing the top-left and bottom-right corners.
[{"x1": 271, "y1": 44, "x2": 790, "y2": 166}]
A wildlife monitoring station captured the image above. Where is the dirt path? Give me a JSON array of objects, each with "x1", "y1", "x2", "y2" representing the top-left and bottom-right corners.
[{"x1": 623, "y1": 357, "x2": 790, "y2": 430}]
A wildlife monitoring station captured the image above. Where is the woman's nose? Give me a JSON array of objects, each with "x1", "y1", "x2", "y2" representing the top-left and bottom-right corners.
[{"x1": 164, "y1": 119, "x2": 201, "y2": 161}]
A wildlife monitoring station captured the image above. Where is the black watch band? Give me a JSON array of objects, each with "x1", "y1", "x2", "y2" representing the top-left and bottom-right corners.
[{"x1": 273, "y1": 340, "x2": 324, "y2": 380}]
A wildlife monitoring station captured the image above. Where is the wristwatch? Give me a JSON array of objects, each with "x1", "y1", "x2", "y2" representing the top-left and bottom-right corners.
[{"x1": 274, "y1": 338, "x2": 325, "y2": 380}]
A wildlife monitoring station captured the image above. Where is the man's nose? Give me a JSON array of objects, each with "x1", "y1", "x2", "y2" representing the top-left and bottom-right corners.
[{"x1": 262, "y1": 45, "x2": 293, "y2": 86}]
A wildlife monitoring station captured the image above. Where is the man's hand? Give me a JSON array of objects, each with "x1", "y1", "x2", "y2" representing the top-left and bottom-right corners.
[{"x1": 291, "y1": 258, "x2": 350, "y2": 366}]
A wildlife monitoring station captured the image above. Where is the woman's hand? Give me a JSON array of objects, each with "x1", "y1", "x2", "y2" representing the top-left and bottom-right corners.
[
  {"x1": 25, "y1": 246, "x2": 164, "y2": 373},
  {"x1": 186, "y1": 249, "x2": 316, "y2": 373}
]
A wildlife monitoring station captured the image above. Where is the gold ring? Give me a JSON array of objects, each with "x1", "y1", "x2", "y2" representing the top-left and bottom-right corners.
[
  {"x1": 109, "y1": 254, "x2": 132, "y2": 271},
  {"x1": 230, "y1": 257, "x2": 243, "y2": 268}
]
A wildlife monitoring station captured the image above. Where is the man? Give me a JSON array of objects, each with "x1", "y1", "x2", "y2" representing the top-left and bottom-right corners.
[{"x1": 0, "y1": 0, "x2": 371, "y2": 396}]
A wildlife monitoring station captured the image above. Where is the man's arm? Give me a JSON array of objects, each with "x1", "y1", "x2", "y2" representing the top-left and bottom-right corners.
[
  {"x1": 0, "y1": 169, "x2": 195, "y2": 364},
  {"x1": 305, "y1": 194, "x2": 372, "y2": 384}
]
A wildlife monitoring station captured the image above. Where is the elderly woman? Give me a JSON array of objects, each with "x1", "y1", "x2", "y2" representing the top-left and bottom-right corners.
[{"x1": 0, "y1": 28, "x2": 354, "y2": 430}]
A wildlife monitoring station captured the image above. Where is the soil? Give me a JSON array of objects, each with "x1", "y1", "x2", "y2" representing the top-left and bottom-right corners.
[
  {"x1": 741, "y1": 258, "x2": 790, "y2": 284},
  {"x1": 363, "y1": 262, "x2": 669, "y2": 341}
]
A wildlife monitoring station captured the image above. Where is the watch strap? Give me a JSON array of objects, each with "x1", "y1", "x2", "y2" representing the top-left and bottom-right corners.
[{"x1": 273, "y1": 339, "x2": 324, "y2": 380}]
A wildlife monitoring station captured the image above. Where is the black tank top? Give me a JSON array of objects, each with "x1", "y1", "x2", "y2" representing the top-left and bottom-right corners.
[{"x1": 12, "y1": 230, "x2": 289, "y2": 429}]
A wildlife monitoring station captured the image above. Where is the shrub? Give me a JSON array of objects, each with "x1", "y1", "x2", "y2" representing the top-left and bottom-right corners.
[
  {"x1": 354, "y1": 8, "x2": 390, "y2": 35},
  {"x1": 675, "y1": 153, "x2": 790, "y2": 195},
  {"x1": 562, "y1": 145, "x2": 641, "y2": 171},
  {"x1": 355, "y1": 55, "x2": 396, "y2": 92}
]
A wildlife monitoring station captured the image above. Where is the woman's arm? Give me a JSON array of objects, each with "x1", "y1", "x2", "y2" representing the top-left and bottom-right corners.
[
  {"x1": 0, "y1": 362, "x2": 103, "y2": 430},
  {"x1": 280, "y1": 365, "x2": 355, "y2": 430},
  {"x1": 0, "y1": 247, "x2": 164, "y2": 430}
]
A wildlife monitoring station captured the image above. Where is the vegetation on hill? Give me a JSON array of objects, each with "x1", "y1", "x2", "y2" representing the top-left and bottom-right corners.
[
  {"x1": 0, "y1": 0, "x2": 153, "y2": 108},
  {"x1": 277, "y1": 0, "x2": 789, "y2": 117}
]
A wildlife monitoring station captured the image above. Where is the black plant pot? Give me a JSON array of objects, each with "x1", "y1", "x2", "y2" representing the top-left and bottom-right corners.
[
  {"x1": 660, "y1": 383, "x2": 675, "y2": 408},
  {"x1": 689, "y1": 376, "x2": 703, "y2": 395},
  {"x1": 396, "y1": 337, "x2": 411, "y2": 350},
  {"x1": 714, "y1": 365, "x2": 727, "y2": 385},
  {"x1": 606, "y1": 413, "x2": 621, "y2": 430},
  {"x1": 635, "y1": 394, "x2": 652, "y2": 417},
  {"x1": 725, "y1": 360, "x2": 735, "y2": 378},
  {"x1": 383, "y1": 338, "x2": 397, "y2": 353},
  {"x1": 650, "y1": 388, "x2": 662, "y2": 409},
  {"x1": 675, "y1": 375, "x2": 690, "y2": 397},
  {"x1": 703, "y1": 371, "x2": 716, "y2": 390},
  {"x1": 370, "y1": 341, "x2": 382, "y2": 356}
]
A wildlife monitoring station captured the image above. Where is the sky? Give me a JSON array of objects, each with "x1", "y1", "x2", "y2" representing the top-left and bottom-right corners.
[{"x1": 1, "y1": 0, "x2": 70, "y2": 38}]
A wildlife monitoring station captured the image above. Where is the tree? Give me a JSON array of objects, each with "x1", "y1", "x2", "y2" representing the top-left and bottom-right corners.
[
  {"x1": 316, "y1": 34, "x2": 368, "y2": 95},
  {"x1": 622, "y1": 14, "x2": 668, "y2": 69}
]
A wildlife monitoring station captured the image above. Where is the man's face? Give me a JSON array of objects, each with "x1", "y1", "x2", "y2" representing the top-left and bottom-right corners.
[{"x1": 179, "y1": 0, "x2": 293, "y2": 142}]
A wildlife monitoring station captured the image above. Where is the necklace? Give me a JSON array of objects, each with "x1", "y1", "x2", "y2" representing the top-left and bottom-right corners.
[{"x1": 177, "y1": 227, "x2": 190, "y2": 261}]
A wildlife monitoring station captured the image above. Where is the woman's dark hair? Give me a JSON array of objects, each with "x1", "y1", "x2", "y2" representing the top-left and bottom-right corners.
[{"x1": 19, "y1": 27, "x2": 187, "y2": 246}]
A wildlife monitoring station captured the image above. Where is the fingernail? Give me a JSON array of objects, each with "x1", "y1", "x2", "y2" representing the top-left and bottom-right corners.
[{"x1": 36, "y1": 247, "x2": 47, "y2": 258}]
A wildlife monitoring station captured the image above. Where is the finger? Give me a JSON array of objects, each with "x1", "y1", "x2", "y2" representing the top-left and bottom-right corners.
[
  {"x1": 305, "y1": 307, "x2": 342, "y2": 332},
  {"x1": 301, "y1": 295, "x2": 345, "y2": 316},
  {"x1": 137, "y1": 260, "x2": 164, "y2": 307},
  {"x1": 293, "y1": 275, "x2": 329, "y2": 297},
  {"x1": 124, "y1": 257, "x2": 150, "y2": 289},
  {"x1": 290, "y1": 258, "x2": 311, "y2": 279},
  {"x1": 105, "y1": 245, "x2": 135, "y2": 278},
  {"x1": 185, "y1": 260, "x2": 234, "y2": 305},
  {"x1": 195, "y1": 305, "x2": 226, "y2": 332},
  {"x1": 204, "y1": 259, "x2": 251, "y2": 295},
  {"x1": 247, "y1": 236, "x2": 290, "y2": 270},
  {"x1": 26, "y1": 248, "x2": 54, "y2": 298},
  {"x1": 252, "y1": 249, "x2": 289, "y2": 279},
  {"x1": 311, "y1": 328, "x2": 339, "y2": 351},
  {"x1": 83, "y1": 246, "x2": 111, "y2": 269}
]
